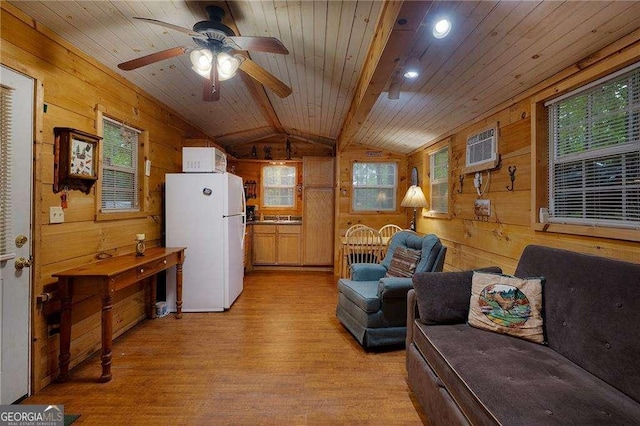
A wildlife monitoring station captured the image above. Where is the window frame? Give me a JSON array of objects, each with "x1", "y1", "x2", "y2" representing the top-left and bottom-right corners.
[
  {"x1": 531, "y1": 62, "x2": 640, "y2": 242},
  {"x1": 424, "y1": 140, "x2": 451, "y2": 219},
  {"x1": 95, "y1": 106, "x2": 149, "y2": 221},
  {"x1": 351, "y1": 161, "x2": 399, "y2": 213},
  {"x1": 261, "y1": 164, "x2": 297, "y2": 210}
]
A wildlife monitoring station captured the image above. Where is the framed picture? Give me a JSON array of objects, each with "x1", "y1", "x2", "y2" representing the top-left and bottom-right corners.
[
  {"x1": 69, "y1": 135, "x2": 97, "y2": 178},
  {"x1": 54, "y1": 127, "x2": 101, "y2": 194}
]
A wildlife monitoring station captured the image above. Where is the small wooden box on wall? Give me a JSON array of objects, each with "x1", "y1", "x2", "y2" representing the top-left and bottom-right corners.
[{"x1": 53, "y1": 127, "x2": 102, "y2": 194}]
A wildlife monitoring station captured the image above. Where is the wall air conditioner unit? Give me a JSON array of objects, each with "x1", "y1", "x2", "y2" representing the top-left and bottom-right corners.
[{"x1": 463, "y1": 123, "x2": 500, "y2": 173}]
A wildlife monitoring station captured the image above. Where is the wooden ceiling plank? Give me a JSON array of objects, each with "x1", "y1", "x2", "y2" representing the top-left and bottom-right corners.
[
  {"x1": 338, "y1": 0, "x2": 433, "y2": 153},
  {"x1": 221, "y1": 1, "x2": 285, "y2": 138},
  {"x1": 420, "y1": 1, "x2": 616, "y2": 135},
  {"x1": 373, "y1": 1, "x2": 536, "y2": 148}
]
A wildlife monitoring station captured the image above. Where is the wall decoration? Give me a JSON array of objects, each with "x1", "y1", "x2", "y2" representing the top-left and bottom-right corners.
[{"x1": 54, "y1": 127, "x2": 101, "y2": 194}]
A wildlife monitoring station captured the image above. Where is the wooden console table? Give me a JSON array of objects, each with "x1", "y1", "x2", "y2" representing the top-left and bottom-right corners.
[{"x1": 53, "y1": 247, "x2": 186, "y2": 383}]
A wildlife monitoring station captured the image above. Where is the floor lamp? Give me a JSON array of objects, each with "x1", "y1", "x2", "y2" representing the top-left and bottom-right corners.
[{"x1": 401, "y1": 185, "x2": 428, "y2": 231}]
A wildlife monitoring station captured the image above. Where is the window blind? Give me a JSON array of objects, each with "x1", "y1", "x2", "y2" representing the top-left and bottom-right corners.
[
  {"x1": 547, "y1": 64, "x2": 640, "y2": 229},
  {"x1": 430, "y1": 148, "x2": 449, "y2": 213},
  {"x1": 102, "y1": 117, "x2": 140, "y2": 212},
  {"x1": 0, "y1": 84, "x2": 13, "y2": 257}
]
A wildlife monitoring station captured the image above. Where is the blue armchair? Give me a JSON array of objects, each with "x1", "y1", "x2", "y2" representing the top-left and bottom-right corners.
[{"x1": 336, "y1": 231, "x2": 446, "y2": 348}]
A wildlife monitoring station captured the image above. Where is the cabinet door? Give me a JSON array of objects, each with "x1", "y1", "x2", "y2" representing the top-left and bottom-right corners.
[
  {"x1": 303, "y1": 188, "x2": 334, "y2": 265},
  {"x1": 303, "y1": 157, "x2": 334, "y2": 187},
  {"x1": 253, "y1": 226, "x2": 277, "y2": 265},
  {"x1": 277, "y1": 225, "x2": 301, "y2": 265}
]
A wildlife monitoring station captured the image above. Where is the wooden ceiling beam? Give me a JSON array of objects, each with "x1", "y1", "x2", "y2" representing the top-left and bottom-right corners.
[{"x1": 337, "y1": 0, "x2": 433, "y2": 153}]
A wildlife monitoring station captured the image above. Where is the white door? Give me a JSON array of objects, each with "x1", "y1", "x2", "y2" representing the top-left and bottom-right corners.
[{"x1": 0, "y1": 65, "x2": 33, "y2": 403}]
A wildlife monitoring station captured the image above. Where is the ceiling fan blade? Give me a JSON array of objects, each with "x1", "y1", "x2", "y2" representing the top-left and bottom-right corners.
[
  {"x1": 118, "y1": 46, "x2": 190, "y2": 71},
  {"x1": 133, "y1": 17, "x2": 206, "y2": 39},
  {"x1": 226, "y1": 36, "x2": 289, "y2": 55},
  {"x1": 203, "y1": 63, "x2": 220, "y2": 102},
  {"x1": 239, "y1": 58, "x2": 291, "y2": 98}
]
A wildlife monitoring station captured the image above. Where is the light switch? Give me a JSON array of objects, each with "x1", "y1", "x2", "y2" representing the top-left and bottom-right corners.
[{"x1": 50, "y1": 206, "x2": 64, "y2": 224}]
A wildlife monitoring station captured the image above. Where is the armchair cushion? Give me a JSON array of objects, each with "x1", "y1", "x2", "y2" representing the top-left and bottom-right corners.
[{"x1": 413, "y1": 267, "x2": 502, "y2": 325}]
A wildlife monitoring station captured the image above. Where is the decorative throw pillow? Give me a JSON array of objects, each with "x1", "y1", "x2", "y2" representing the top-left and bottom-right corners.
[
  {"x1": 385, "y1": 247, "x2": 421, "y2": 278},
  {"x1": 468, "y1": 272, "x2": 545, "y2": 344}
]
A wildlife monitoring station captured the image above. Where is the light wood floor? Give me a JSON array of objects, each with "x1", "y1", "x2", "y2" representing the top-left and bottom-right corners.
[{"x1": 24, "y1": 270, "x2": 428, "y2": 425}]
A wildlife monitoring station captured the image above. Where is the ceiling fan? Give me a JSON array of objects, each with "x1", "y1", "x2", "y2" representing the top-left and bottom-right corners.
[{"x1": 117, "y1": 5, "x2": 292, "y2": 102}]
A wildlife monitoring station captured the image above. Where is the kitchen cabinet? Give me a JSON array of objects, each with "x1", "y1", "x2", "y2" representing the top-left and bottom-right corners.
[
  {"x1": 253, "y1": 225, "x2": 277, "y2": 265},
  {"x1": 277, "y1": 226, "x2": 301, "y2": 265},
  {"x1": 252, "y1": 224, "x2": 301, "y2": 265}
]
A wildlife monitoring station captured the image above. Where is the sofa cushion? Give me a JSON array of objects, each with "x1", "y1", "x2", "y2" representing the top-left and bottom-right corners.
[
  {"x1": 385, "y1": 247, "x2": 421, "y2": 278},
  {"x1": 336, "y1": 279, "x2": 380, "y2": 313},
  {"x1": 412, "y1": 323, "x2": 640, "y2": 425},
  {"x1": 468, "y1": 272, "x2": 545, "y2": 344},
  {"x1": 514, "y1": 245, "x2": 640, "y2": 402},
  {"x1": 412, "y1": 267, "x2": 502, "y2": 325}
]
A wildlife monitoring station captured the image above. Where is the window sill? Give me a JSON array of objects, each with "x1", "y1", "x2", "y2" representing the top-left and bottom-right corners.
[
  {"x1": 532, "y1": 222, "x2": 640, "y2": 242},
  {"x1": 96, "y1": 210, "x2": 147, "y2": 222},
  {"x1": 423, "y1": 211, "x2": 451, "y2": 220}
]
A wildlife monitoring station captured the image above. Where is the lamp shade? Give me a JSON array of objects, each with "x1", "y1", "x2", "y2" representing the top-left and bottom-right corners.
[
  {"x1": 217, "y1": 52, "x2": 241, "y2": 81},
  {"x1": 190, "y1": 49, "x2": 213, "y2": 78},
  {"x1": 401, "y1": 185, "x2": 428, "y2": 208}
]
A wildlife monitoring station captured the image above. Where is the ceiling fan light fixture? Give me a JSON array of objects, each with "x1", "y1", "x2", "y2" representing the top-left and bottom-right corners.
[
  {"x1": 190, "y1": 48, "x2": 213, "y2": 77},
  {"x1": 217, "y1": 52, "x2": 241, "y2": 81}
]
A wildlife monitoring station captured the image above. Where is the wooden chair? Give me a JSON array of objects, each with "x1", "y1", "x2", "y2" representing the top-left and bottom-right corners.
[
  {"x1": 345, "y1": 223, "x2": 369, "y2": 237},
  {"x1": 344, "y1": 226, "x2": 383, "y2": 278},
  {"x1": 378, "y1": 224, "x2": 402, "y2": 257}
]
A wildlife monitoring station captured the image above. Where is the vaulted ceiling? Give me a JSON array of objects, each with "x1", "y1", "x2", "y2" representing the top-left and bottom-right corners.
[{"x1": 9, "y1": 1, "x2": 640, "y2": 155}]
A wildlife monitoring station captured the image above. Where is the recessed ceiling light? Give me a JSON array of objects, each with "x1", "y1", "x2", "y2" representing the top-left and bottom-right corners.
[
  {"x1": 433, "y1": 19, "x2": 451, "y2": 39},
  {"x1": 403, "y1": 70, "x2": 419, "y2": 79},
  {"x1": 403, "y1": 57, "x2": 420, "y2": 79}
]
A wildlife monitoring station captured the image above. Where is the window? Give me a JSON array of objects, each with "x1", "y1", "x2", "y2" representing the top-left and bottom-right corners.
[
  {"x1": 430, "y1": 147, "x2": 449, "y2": 214},
  {"x1": 263, "y1": 165, "x2": 296, "y2": 207},
  {"x1": 352, "y1": 162, "x2": 397, "y2": 211},
  {"x1": 546, "y1": 63, "x2": 640, "y2": 229},
  {"x1": 101, "y1": 117, "x2": 141, "y2": 212}
]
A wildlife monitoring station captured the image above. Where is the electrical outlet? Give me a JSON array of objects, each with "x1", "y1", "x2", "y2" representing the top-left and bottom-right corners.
[{"x1": 49, "y1": 206, "x2": 65, "y2": 224}]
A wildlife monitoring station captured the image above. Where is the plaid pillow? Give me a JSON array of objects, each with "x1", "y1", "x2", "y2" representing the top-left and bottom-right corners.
[{"x1": 385, "y1": 247, "x2": 421, "y2": 278}]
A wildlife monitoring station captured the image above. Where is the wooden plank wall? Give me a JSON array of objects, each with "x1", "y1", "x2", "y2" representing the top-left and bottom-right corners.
[
  {"x1": 1, "y1": 4, "x2": 213, "y2": 391},
  {"x1": 411, "y1": 54, "x2": 640, "y2": 274},
  {"x1": 333, "y1": 145, "x2": 410, "y2": 274},
  {"x1": 227, "y1": 160, "x2": 304, "y2": 217}
]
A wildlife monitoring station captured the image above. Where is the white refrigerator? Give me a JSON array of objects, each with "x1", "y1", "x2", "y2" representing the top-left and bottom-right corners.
[{"x1": 165, "y1": 172, "x2": 245, "y2": 311}]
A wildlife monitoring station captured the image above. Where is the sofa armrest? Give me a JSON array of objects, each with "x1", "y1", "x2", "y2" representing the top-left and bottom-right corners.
[
  {"x1": 351, "y1": 263, "x2": 387, "y2": 281},
  {"x1": 412, "y1": 267, "x2": 502, "y2": 325},
  {"x1": 377, "y1": 276, "x2": 413, "y2": 299},
  {"x1": 406, "y1": 289, "x2": 417, "y2": 346}
]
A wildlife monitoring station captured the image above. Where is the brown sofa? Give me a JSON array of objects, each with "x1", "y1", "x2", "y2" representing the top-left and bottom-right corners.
[{"x1": 406, "y1": 245, "x2": 640, "y2": 425}]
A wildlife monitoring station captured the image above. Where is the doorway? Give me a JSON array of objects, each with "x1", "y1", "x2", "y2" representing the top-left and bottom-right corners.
[{"x1": 0, "y1": 65, "x2": 34, "y2": 403}]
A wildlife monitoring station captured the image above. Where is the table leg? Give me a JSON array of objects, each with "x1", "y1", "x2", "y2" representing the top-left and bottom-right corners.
[
  {"x1": 57, "y1": 277, "x2": 72, "y2": 382},
  {"x1": 176, "y1": 261, "x2": 183, "y2": 319},
  {"x1": 99, "y1": 291, "x2": 114, "y2": 382},
  {"x1": 148, "y1": 275, "x2": 157, "y2": 319}
]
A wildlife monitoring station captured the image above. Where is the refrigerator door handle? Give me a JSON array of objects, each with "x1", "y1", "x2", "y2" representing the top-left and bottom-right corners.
[{"x1": 240, "y1": 180, "x2": 247, "y2": 247}]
